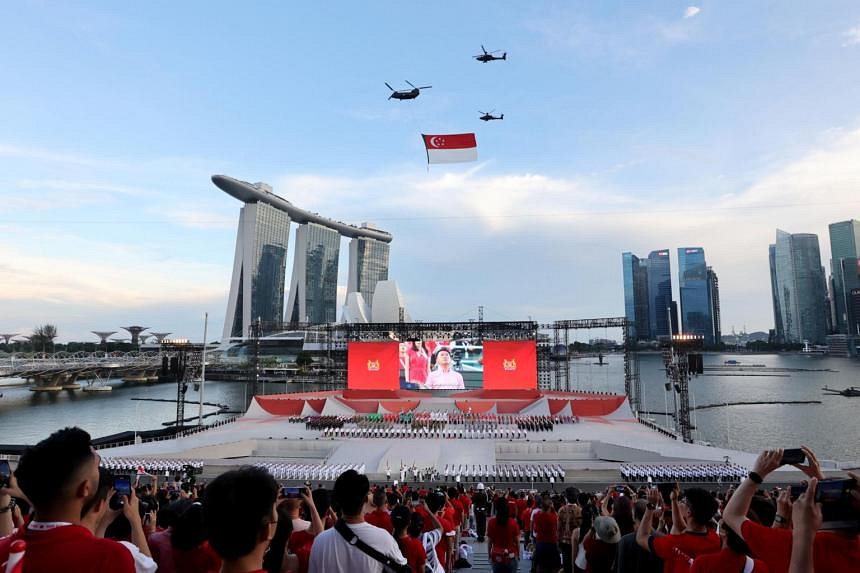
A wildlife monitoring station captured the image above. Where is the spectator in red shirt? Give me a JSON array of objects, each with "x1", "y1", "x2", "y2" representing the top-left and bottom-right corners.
[
  {"x1": 0, "y1": 427, "x2": 151, "y2": 573},
  {"x1": 391, "y1": 505, "x2": 427, "y2": 573},
  {"x1": 636, "y1": 487, "x2": 720, "y2": 573},
  {"x1": 365, "y1": 489, "x2": 393, "y2": 533},
  {"x1": 447, "y1": 487, "x2": 464, "y2": 531},
  {"x1": 203, "y1": 466, "x2": 280, "y2": 573},
  {"x1": 533, "y1": 493, "x2": 561, "y2": 573},
  {"x1": 425, "y1": 491, "x2": 456, "y2": 570},
  {"x1": 722, "y1": 447, "x2": 860, "y2": 573},
  {"x1": 520, "y1": 502, "x2": 534, "y2": 546},
  {"x1": 690, "y1": 518, "x2": 769, "y2": 573},
  {"x1": 487, "y1": 496, "x2": 520, "y2": 573},
  {"x1": 582, "y1": 516, "x2": 621, "y2": 573}
]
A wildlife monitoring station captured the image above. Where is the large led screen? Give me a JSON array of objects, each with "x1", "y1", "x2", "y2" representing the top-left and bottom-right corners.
[
  {"x1": 347, "y1": 341, "x2": 400, "y2": 390},
  {"x1": 482, "y1": 340, "x2": 538, "y2": 390}
]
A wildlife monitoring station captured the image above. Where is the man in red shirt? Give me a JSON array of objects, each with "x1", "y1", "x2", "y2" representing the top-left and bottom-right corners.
[
  {"x1": 723, "y1": 447, "x2": 860, "y2": 573},
  {"x1": 447, "y1": 487, "x2": 464, "y2": 530},
  {"x1": 365, "y1": 489, "x2": 394, "y2": 533},
  {"x1": 424, "y1": 491, "x2": 456, "y2": 569},
  {"x1": 203, "y1": 466, "x2": 280, "y2": 573},
  {"x1": 0, "y1": 427, "x2": 148, "y2": 573},
  {"x1": 636, "y1": 487, "x2": 720, "y2": 573}
]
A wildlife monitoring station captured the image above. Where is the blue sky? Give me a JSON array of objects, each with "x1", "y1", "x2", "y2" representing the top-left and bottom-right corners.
[{"x1": 2, "y1": 1, "x2": 860, "y2": 341}]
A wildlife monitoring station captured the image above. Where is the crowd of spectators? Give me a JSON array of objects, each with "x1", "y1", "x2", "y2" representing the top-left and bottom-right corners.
[{"x1": 1, "y1": 428, "x2": 858, "y2": 573}]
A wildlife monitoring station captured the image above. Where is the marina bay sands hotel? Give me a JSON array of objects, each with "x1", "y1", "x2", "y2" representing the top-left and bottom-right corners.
[{"x1": 213, "y1": 175, "x2": 400, "y2": 340}]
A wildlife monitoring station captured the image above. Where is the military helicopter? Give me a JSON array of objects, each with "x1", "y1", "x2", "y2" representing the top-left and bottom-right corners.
[
  {"x1": 385, "y1": 81, "x2": 432, "y2": 100},
  {"x1": 474, "y1": 46, "x2": 507, "y2": 63},
  {"x1": 479, "y1": 110, "x2": 504, "y2": 121}
]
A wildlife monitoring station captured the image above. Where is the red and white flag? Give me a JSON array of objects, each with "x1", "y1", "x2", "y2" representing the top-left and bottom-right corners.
[{"x1": 421, "y1": 133, "x2": 477, "y2": 164}]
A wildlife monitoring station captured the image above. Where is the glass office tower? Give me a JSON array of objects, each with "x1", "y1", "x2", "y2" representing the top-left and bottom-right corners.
[
  {"x1": 828, "y1": 220, "x2": 860, "y2": 335},
  {"x1": 347, "y1": 234, "x2": 390, "y2": 319},
  {"x1": 286, "y1": 223, "x2": 341, "y2": 324},
  {"x1": 647, "y1": 250, "x2": 673, "y2": 339},
  {"x1": 223, "y1": 202, "x2": 291, "y2": 339},
  {"x1": 707, "y1": 267, "x2": 721, "y2": 344},
  {"x1": 678, "y1": 247, "x2": 713, "y2": 344},
  {"x1": 771, "y1": 230, "x2": 828, "y2": 344},
  {"x1": 622, "y1": 252, "x2": 650, "y2": 340}
]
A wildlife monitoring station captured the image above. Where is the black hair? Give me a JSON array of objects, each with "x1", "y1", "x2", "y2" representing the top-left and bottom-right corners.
[
  {"x1": 633, "y1": 499, "x2": 648, "y2": 522},
  {"x1": 748, "y1": 495, "x2": 777, "y2": 527},
  {"x1": 81, "y1": 467, "x2": 114, "y2": 518},
  {"x1": 263, "y1": 503, "x2": 294, "y2": 573},
  {"x1": 494, "y1": 497, "x2": 510, "y2": 523},
  {"x1": 426, "y1": 491, "x2": 446, "y2": 514},
  {"x1": 16, "y1": 427, "x2": 95, "y2": 511},
  {"x1": 171, "y1": 502, "x2": 206, "y2": 551},
  {"x1": 334, "y1": 469, "x2": 370, "y2": 517},
  {"x1": 447, "y1": 486, "x2": 459, "y2": 499},
  {"x1": 391, "y1": 504, "x2": 411, "y2": 533},
  {"x1": 611, "y1": 495, "x2": 635, "y2": 535},
  {"x1": 407, "y1": 511, "x2": 424, "y2": 538},
  {"x1": 373, "y1": 489, "x2": 387, "y2": 508},
  {"x1": 312, "y1": 488, "x2": 331, "y2": 517},
  {"x1": 684, "y1": 488, "x2": 719, "y2": 526},
  {"x1": 203, "y1": 466, "x2": 278, "y2": 561},
  {"x1": 386, "y1": 491, "x2": 402, "y2": 508},
  {"x1": 565, "y1": 487, "x2": 580, "y2": 504}
]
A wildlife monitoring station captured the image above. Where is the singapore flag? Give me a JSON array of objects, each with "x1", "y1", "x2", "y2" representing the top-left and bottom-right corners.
[{"x1": 421, "y1": 133, "x2": 478, "y2": 164}]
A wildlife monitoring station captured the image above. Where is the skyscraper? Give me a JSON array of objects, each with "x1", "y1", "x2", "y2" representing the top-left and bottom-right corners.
[
  {"x1": 771, "y1": 229, "x2": 828, "y2": 344},
  {"x1": 286, "y1": 223, "x2": 341, "y2": 324},
  {"x1": 214, "y1": 175, "x2": 393, "y2": 339},
  {"x1": 828, "y1": 220, "x2": 860, "y2": 336},
  {"x1": 347, "y1": 228, "x2": 391, "y2": 319},
  {"x1": 622, "y1": 252, "x2": 650, "y2": 340},
  {"x1": 647, "y1": 250, "x2": 673, "y2": 339},
  {"x1": 707, "y1": 267, "x2": 721, "y2": 345},
  {"x1": 678, "y1": 248, "x2": 713, "y2": 344},
  {"x1": 769, "y1": 244, "x2": 784, "y2": 343}
]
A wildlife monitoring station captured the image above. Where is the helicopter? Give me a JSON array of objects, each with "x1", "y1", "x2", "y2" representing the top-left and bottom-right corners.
[
  {"x1": 474, "y1": 45, "x2": 507, "y2": 63},
  {"x1": 479, "y1": 110, "x2": 503, "y2": 121},
  {"x1": 385, "y1": 81, "x2": 432, "y2": 100}
]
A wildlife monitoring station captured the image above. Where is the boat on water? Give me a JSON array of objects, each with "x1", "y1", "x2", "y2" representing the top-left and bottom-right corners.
[{"x1": 822, "y1": 386, "x2": 860, "y2": 397}]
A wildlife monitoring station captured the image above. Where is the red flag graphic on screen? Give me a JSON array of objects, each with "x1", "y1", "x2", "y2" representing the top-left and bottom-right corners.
[{"x1": 421, "y1": 133, "x2": 478, "y2": 164}]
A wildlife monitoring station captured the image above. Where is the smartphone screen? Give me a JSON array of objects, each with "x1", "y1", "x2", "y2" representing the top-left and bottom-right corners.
[
  {"x1": 281, "y1": 486, "x2": 301, "y2": 498},
  {"x1": 781, "y1": 448, "x2": 806, "y2": 465},
  {"x1": 0, "y1": 460, "x2": 10, "y2": 487},
  {"x1": 114, "y1": 476, "x2": 132, "y2": 497}
]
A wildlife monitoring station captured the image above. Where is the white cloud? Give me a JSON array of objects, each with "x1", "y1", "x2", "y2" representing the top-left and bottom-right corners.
[
  {"x1": 683, "y1": 6, "x2": 701, "y2": 19},
  {"x1": 844, "y1": 25, "x2": 860, "y2": 46}
]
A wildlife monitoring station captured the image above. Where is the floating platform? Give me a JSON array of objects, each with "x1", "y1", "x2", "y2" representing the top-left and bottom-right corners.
[
  {"x1": 60, "y1": 384, "x2": 82, "y2": 390},
  {"x1": 83, "y1": 386, "x2": 112, "y2": 393},
  {"x1": 29, "y1": 386, "x2": 62, "y2": 393}
]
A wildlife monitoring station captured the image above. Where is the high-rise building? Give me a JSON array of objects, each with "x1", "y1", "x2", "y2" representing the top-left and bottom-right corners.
[
  {"x1": 214, "y1": 175, "x2": 393, "y2": 339},
  {"x1": 770, "y1": 229, "x2": 828, "y2": 344},
  {"x1": 347, "y1": 228, "x2": 391, "y2": 319},
  {"x1": 678, "y1": 248, "x2": 713, "y2": 344},
  {"x1": 707, "y1": 267, "x2": 721, "y2": 345},
  {"x1": 828, "y1": 220, "x2": 860, "y2": 336},
  {"x1": 286, "y1": 223, "x2": 341, "y2": 324},
  {"x1": 769, "y1": 244, "x2": 784, "y2": 343},
  {"x1": 647, "y1": 250, "x2": 673, "y2": 339},
  {"x1": 622, "y1": 252, "x2": 650, "y2": 340}
]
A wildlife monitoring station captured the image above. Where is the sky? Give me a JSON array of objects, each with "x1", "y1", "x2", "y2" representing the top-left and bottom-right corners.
[{"x1": 1, "y1": 1, "x2": 860, "y2": 342}]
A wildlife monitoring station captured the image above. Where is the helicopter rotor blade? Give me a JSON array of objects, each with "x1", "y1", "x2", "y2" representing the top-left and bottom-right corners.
[
  {"x1": 385, "y1": 82, "x2": 394, "y2": 91},
  {"x1": 405, "y1": 80, "x2": 416, "y2": 88},
  {"x1": 482, "y1": 45, "x2": 488, "y2": 54},
  {"x1": 416, "y1": 86, "x2": 432, "y2": 90}
]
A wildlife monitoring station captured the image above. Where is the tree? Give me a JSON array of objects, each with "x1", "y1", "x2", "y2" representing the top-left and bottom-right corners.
[
  {"x1": 32, "y1": 324, "x2": 58, "y2": 353},
  {"x1": 295, "y1": 351, "x2": 314, "y2": 373}
]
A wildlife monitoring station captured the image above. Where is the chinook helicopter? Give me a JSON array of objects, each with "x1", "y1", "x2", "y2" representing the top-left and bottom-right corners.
[
  {"x1": 385, "y1": 81, "x2": 432, "y2": 100},
  {"x1": 474, "y1": 46, "x2": 506, "y2": 63},
  {"x1": 479, "y1": 110, "x2": 504, "y2": 121}
]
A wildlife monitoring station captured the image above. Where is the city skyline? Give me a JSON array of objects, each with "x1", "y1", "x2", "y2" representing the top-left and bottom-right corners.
[{"x1": 2, "y1": 2, "x2": 860, "y2": 341}]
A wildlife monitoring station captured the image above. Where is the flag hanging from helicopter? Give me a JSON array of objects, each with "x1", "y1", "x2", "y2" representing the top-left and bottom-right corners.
[{"x1": 421, "y1": 133, "x2": 477, "y2": 164}]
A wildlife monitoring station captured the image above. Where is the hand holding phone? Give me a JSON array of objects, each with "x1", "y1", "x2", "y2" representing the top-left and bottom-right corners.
[
  {"x1": 781, "y1": 448, "x2": 806, "y2": 466},
  {"x1": 110, "y1": 476, "x2": 132, "y2": 510},
  {"x1": 0, "y1": 460, "x2": 10, "y2": 489},
  {"x1": 281, "y1": 486, "x2": 302, "y2": 499}
]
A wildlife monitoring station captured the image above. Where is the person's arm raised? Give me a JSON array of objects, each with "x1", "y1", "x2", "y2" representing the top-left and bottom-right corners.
[
  {"x1": 636, "y1": 488, "x2": 661, "y2": 552},
  {"x1": 670, "y1": 484, "x2": 686, "y2": 534},
  {"x1": 122, "y1": 489, "x2": 152, "y2": 558},
  {"x1": 788, "y1": 478, "x2": 820, "y2": 573},
  {"x1": 792, "y1": 446, "x2": 824, "y2": 481},
  {"x1": 301, "y1": 487, "x2": 324, "y2": 536},
  {"x1": 723, "y1": 449, "x2": 782, "y2": 540}
]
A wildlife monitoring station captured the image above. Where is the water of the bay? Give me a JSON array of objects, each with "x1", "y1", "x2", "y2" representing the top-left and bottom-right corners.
[{"x1": 1, "y1": 353, "x2": 858, "y2": 462}]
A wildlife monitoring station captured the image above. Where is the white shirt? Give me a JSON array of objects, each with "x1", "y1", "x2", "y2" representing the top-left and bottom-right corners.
[
  {"x1": 422, "y1": 528, "x2": 444, "y2": 573},
  {"x1": 308, "y1": 521, "x2": 406, "y2": 573}
]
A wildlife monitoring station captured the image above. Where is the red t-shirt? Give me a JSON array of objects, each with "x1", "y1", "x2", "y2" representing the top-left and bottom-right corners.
[
  {"x1": 650, "y1": 530, "x2": 721, "y2": 573},
  {"x1": 449, "y1": 498, "x2": 464, "y2": 525},
  {"x1": 690, "y1": 548, "x2": 769, "y2": 573},
  {"x1": 507, "y1": 500, "x2": 518, "y2": 520},
  {"x1": 459, "y1": 494, "x2": 471, "y2": 512},
  {"x1": 583, "y1": 536, "x2": 617, "y2": 573},
  {"x1": 288, "y1": 529, "x2": 315, "y2": 573},
  {"x1": 0, "y1": 524, "x2": 136, "y2": 573},
  {"x1": 520, "y1": 507, "x2": 532, "y2": 532},
  {"x1": 172, "y1": 541, "x2": 221, "y2": 573},
  {"x1": 397, "y1": 536, "x2": 427, "y2": 573},
  {"x1": 516, "y1": 498, "x2": 527, "y2": 519},
  {"x1": 741, "y1": 519, "x2": 860, "y2": 573},
  {"x1": 533, "y1": 510, "x2": 559, "y2": 543},
  {"x1": 487, "y1": 517, "x2": 520, "y2": 555},
  {"x1": 365, "y1": 508, "x2": 394, "y2": 533}
]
